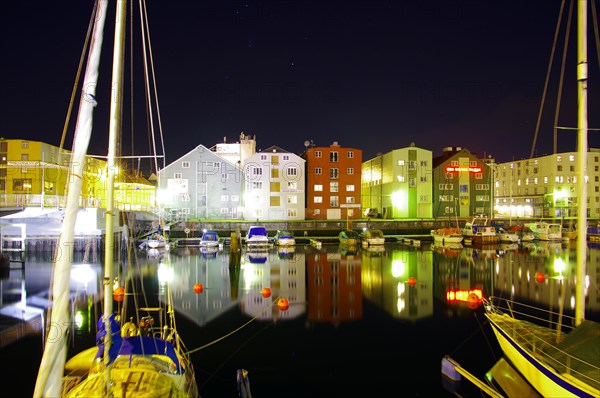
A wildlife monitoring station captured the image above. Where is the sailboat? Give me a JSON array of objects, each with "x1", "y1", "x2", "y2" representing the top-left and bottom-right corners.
[
  {"x1": 33, "y1": 1, "x2": 198, "y2": 397},
  {"x1": 484, "y1": 2, "x2": 599, "y2": 397}
]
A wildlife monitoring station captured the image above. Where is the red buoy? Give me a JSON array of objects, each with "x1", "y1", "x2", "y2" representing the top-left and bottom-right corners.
[
  {"x1": 466, "y1": 293, "x2": 481, "y2": 309},
  {"x1": 261, "y1": 287, "x2": 271, "y2": 298},
  {"x1": 113, "y1": 287, "x2": 125, "y2": 302},
  {"x1": 408, "y1": 277, "x2": 417, "y2": 287},
  {"x1": 193, "y1": 283, "x2": 204, "y2": 294},
  {"x1": 535, "y1": 272, "x2": 545, "y2": 284},
  {"x1": 278, "y1": 298, "x2": 289, "y2": 311}
]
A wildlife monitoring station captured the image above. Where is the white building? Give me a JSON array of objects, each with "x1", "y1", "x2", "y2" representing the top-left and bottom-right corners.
[{"x1": 243, "y1": 146, "x2": 306, "y2": 220}]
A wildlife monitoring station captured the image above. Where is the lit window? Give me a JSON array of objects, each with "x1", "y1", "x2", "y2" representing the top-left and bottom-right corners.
[
  {"x1": 314, "y1": 184, "x2": 323, "y2": 191},
  {"x1": 314, "y1": 196, "x2": 323, "y2": 203}
]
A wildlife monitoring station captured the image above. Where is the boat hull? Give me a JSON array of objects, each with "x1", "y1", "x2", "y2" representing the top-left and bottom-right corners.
[{"x1": 486, "y1": 314, "x2": 599, "y2": 398}]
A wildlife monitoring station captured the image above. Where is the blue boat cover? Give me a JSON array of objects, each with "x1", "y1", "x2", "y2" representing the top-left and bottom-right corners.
[
  {"x1": 247, "y1": 227, "x2": 267, "y2": 239},
  {"x1": 119, "y1": 336, "x2": 184, "y2": 373}
]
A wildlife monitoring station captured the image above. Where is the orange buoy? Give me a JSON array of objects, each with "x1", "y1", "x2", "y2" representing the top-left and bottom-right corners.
[
  {"x1": 261, "y1": 287, "x2": 271, "y2": 298},
  {"x1": 277, "y1": 298, "x2": 289, "y2": 311},
  {"x1": 113, "y1": 287, "x2": 125, "y2": 302},
  {"x1": 193, "y1": 283, "x2": 204, "y2": 294},
  {"x1": 466, "y1": 293, "x2": 481, "y2": 309},
  {"x1": 407, "y1": 277, "x2": 417, "y2": 287},
  {"x1": 535, "y1": 272, "x2": 545, "y2": 283}
]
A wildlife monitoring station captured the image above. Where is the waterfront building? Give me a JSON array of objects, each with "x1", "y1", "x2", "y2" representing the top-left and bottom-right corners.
[
  {"x1": 361, "y1": 143, "x2": 432, "y2": 219},
  {"x1": 157, "y1": 144, "x2": 244, "y2": 220},
  {"x1": 431, "y1": 147, "x2": 494, "y2": 219},
  {"x1": 493, "y1": 148, "x2": 600, "y2": 220},
  {"x1": 0, "y1": 138, "x2": 155, "y2": 212},
  {"x1": 244, "y1": 145, "x2": 306, "y2": 220},
  {"x1": 302, "y1": 142, "x2": 362, "y2": 220}
]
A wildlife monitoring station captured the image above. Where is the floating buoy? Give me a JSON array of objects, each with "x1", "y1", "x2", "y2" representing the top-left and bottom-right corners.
[
  {"x1": 277, "y1": 298, "x2": 289, "y2": 311},
  {"x1": 261, "y1": 287, "x2": 271, "y2": 298},
  {"x1": 193, "y1": 283, "x2": 204, "y2": 294},
  {"x1": 408, "y1": 277, "x2": 417, "y2": 287},
  {"x1": 113, "y1": 287, "x2": 125, "y2": 302},
  {"x1": 466, "y1": 293, "x2": 481, "y2": 309},
  {"x1": 535, "y1": 272, "x2": 545, "y2": 283}
]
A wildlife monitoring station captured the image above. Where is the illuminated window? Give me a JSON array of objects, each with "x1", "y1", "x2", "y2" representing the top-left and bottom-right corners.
[
  {"x1": 557, "y1": 155, "x2": 562, "y2": 162},
  {"x1": 346, "y1": 185, "x2": 355, "y2": 192},
  {"x1": 21, "y1": 141, "x2": 29, "y2": 148},
  {"x1": 287, "y1": 195, "x2": 298, "y2": 204},
  {"x1": 314, "y1": 196, "x2": 323, "y2": 203},
  {"x1": 330, "y1": 196, "x2": 339, "y2": 207},
  {"x1": 330, "y1": 182, "x2": 338, "y2": 192},
  {"x1": 220, "y1": 208, "x2": 229, "y2": 214},
  {"x1": 314, "y1": 209, "x2": 321, "y2": 214},
  {"x1": 398, "y1": 160, "x2": 405, "y2": 166},
  {"x1": 346, "y1": 196, "x2": 355, "y2": 204},
  {"x1": 287, "y1": 209, "x2": 297, "y2": 217},
  {"x1": 287, "y1": 181, "x2": 298, "y2": 189},
  {"x1": 330, "y1": 168, "x2": 339, "y2": 179},
  {"x1": 314, "y1": 185, "x2": 323, "y2": 191},
  {"x1": 569, "y1": 155, "x2": 575, "y2": 161}
]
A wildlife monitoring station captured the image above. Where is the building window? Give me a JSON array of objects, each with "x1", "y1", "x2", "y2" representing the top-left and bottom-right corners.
[
  {"x1": 346, "y1": 196, "x2": 355, "y2": 204},
  {"x1": 260, "y1": 155, "x2": 267, "y2": 161},
  {"x1": 557, "y1": 165, "x2": 563, "y2": 171},
  {"x1": 330, "y1": 196, "x2": 339, "y2": 207},
  {"x1": 21, "y1": 154, "x2": 29, "y2": 161},
  {"x1": 314, "y1": 184, "x2": 323, "y2": 191},
  {"x1": 252, "y1": 167, "x2": 262, "y2": 176},
  {"x1": 181, "y1": 194, "x2": 190, "y2": 202},
  {"x1": 286, "y1": 167, "x2": 298, "y2": 177},
  {"x1": 420, "y1": 176, "x2": 427, "y2": 182},
  {"x1": 270, "y1": 196, "x2": 281, "y2": 206},
  {"x1": 397, "y1": 175, "x2": 405, "y2": 182},
  {"x1": 557, "y1": 155, "x2": 562, "y2": 162},
  {"x1": 450, "y1": 160, "x2": 459, "y2": 167},
  {"x1": 251, "y1": 181, "x2": 263, "y2": 190},
  {"x1": 182, "y1": 161, "x2": 190, "y2": 168},
  {"x1": 315, "y1": 151, "x2": 322, "y2": 158},
  {"x1": 347, "y1": 151, "x2": 354, "y2": 158},
  {"x1": 346, "y1": 185, "x2": 355, "y2": 192},
  {"x1": 330, "y1": 152, "x2": 338, "y2": 162},
  {"x1": 287, "y1": 209, "x2": 298, "y2": 217},
  {"x1": 231, "y1": 195, "x2": 239, "y2": 202},
  {"x1": 21, "y1": 141, "x2": 29, "y2": 149},
  {"x1": 221, "y1": 195, "x2": 229, "y2": 202},
  {"x1": 314, "y1": 196, "x2": 323, "y2": 203},
  {"x1": 347, "y1": 167, "x2": 354, "y2": 175},
  {"x1": 330, "y1": 182, "x2": 338, "y2": 192},
  {"x1": 254, "y1": 209, "x2": 263, "y2": 218},
  {"x1": 398, "y1": 160, "x2": 405, "y2": 166},
  {"x1": 287, "y1": 181, "x2": 298, "y2": 190},
  {"x1": 408, "y1": 161, "x2": 416, "y2": 171},
  {"x1": 315, "y1": 167, "x2": 322, "y2": 175},
  {"x1": 314, "y1": 209, "x2": 321, "y2": 215},
  {"x1": 13, "y1": 178, "x2": 32, "y2": 191},
  {"x1": 283, "y1": 155, "x2": 289, "y2": 161},
  {"x1": 445, "y1": 173, "x2": 454, "y2": 180},
  {"x1": 270, "y1": 181, "x2": 281, "y2": 192},
  {"x1": 330, "y1": 168, "x2": 339, "y2": 179},
  {"x1": 287, "y1": 195, "x2": 298, "y2": 204},
  {"x1": 475, "y1": 173, "x2": 483, "y2": 179},
  {"x1": 409, "y1": 177, "x2": 416, "y2": 187},
  {"x1": 272, "y1": 156, "x2": 279, "y2": 165},
  {"x1": 221, "y1": 173, "x2": 229, "y2": 181},
  {"x1": 460, "y1": 184, "x2": 468, "y2": 193},
  {"x1": 420, "y1": 160, "x2": 427, "y2": 167},
  {"x1": 220, "y1": 208, "x2": 230, "y2": 214}
]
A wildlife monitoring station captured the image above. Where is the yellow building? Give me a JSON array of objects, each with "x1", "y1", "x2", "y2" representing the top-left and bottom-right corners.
[{"x1": 0, "y1": 138, "x2": 155, "y2": 211}]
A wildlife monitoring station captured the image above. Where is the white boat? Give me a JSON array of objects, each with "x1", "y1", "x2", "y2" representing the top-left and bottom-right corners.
[
  {"x1": 245, "y1": 226, "x2": 271, "y2": 249},
  {"x1": 34, "y1": 2, "x2": 198, "y2": 397},
  {"x1": 430, "y1": 227, "x2": 463, "y2": 244},
  {"x1": 461, "y1": 216, "x2": 498, "y2": 244},
  {"x1": 507, "y1": 225, "x2": 536, "y2": 242},
  {"x1": 200, "y1": 230, "x2": 220, "y2": 248},
  {"x1": 525, "y1": 222, "x2": 563, "y2": 241},
  {"x1": 485, "y1": 3, "x2": 598, "y2": 397},
  {"x1": 496, "y1": 228, "x2": 520, "y2": 243},
  {"x1": 274, "y1": 229, "x2": 296, "y2": 246},
  {"x1": 360, "y1": 228, "x2": 386, "y2": 246}
]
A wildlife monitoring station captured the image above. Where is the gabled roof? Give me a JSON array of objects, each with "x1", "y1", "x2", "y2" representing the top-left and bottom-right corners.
[{"x1": 260, "y1": 145, "x2": 291, "y2": 153}]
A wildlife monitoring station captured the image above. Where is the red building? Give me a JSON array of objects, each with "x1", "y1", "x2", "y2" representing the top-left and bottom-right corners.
[{"x1": 302, "y1": 142, "x2": 363, "y2": 220}]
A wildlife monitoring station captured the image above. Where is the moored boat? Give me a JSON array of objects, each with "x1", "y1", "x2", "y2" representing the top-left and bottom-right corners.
[
  {"x1": 430, "y1": 227, "x2": 463, "y2": 244},
  {"x1": 245, "y1": 226, "x2": 271, "y2": 249},
  {"x1": 200, "y1": 230, "x2": 220, "y2": 248},
  {"x1": 274, "y1": 229, "x2": 296, "y2": 246},
  {"x1": 525, "y1": 222, "x2": 562, "y2": 241},
  {"x1": 339, "y1": 229, "x2": 360, "y2": 245},
  {"x1": 461, "y1": 216, "x2": 498, "y2": 244},
  {"x1": 360, "y1": 228, "x2": 386, "y2": 246}
]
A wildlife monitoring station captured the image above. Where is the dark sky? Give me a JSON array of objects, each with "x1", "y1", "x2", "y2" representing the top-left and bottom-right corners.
[{"x1": 1, "y1": 1, "x2": 599, "y2": 168}]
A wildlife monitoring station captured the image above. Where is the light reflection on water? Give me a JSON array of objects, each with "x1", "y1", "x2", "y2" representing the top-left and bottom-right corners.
[{"x1": 2, "y1": 240, "x2": 599, "y2": 396}]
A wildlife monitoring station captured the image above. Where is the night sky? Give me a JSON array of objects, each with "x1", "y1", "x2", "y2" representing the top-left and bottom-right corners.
[{"x1": 1, "y1": 1, "x2": 599, "y2": 169}]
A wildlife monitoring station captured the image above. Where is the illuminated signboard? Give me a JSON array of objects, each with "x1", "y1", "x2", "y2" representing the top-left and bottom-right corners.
[
  {"x1": 445, "y1": 166, "x2": 482, "y2": 173},
  {"x1": 446, "y1": 288, "x2": 483, "y2": 302}
]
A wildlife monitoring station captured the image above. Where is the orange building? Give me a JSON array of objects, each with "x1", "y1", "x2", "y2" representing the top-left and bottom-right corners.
[{"x1": 302, "y1": 142, "x2": 362, "y2": 220}]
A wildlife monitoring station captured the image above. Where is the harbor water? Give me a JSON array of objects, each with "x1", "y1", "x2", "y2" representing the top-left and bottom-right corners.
[{"x1": 1, "y1": 239, "x2": 599, "y2": 397}]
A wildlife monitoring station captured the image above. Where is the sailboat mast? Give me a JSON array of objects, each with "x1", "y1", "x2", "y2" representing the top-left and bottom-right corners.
[
  {"x1": 103, "y1": 0, "x2": 128, "y2": 378},
  {"x1": 575, "y1": 0, "x2": 588, "y2": 326},
  {"x1": 33, "y1": 1, "x2": 110, "y2": 397}
]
